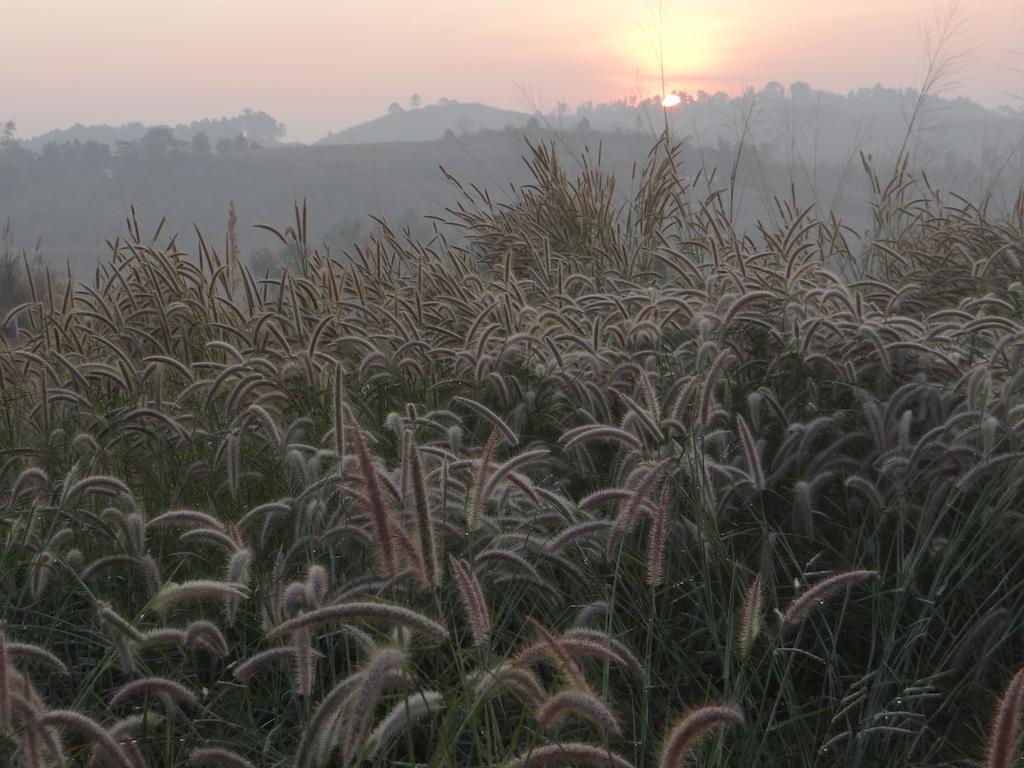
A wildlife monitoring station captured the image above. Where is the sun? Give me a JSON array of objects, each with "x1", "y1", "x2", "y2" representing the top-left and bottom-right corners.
[
  {"x1": 661, "y1": 93, "x2": 682, "y2": 108},
  {"x1": 611, "y1": 7, "x2": 728, "y2": 101}
]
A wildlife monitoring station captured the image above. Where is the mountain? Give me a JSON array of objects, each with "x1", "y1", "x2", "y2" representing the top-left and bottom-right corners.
[{"x1": 317, "y1": 102, "x2": 529, "y2": 145}]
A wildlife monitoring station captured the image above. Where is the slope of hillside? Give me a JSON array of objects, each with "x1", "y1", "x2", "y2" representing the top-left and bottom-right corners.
[{"x1": 317, "y1": 102, "x2": 529, "y2": 145}]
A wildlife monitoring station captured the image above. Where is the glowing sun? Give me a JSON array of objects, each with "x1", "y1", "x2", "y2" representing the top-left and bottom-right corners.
[{"x1": 661, "y1": 93, "x2": 682, "y2": 108}]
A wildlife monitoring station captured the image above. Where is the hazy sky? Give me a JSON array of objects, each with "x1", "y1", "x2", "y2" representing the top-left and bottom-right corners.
[{"x1": 4, "y1": 0, "x2": 1020, "y2": 143}]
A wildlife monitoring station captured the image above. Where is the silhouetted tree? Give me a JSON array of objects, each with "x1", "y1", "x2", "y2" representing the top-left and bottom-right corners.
[
  {"x1": 410, "y1": 94, "x2": 422, "y2": 109},
  {"x1": 388, "y1": 102, "x2": 404, "y2": 114}
]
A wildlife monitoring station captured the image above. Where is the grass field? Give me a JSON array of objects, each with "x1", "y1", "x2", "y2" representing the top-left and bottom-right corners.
[{"x1": 2, "y1": 135, "x2": 1024, "y2": 767}]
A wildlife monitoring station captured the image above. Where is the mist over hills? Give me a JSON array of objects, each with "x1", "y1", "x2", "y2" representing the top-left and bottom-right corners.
[
  {"x1": 19, "y1": 101, "x2": 532, "y2": 151},
  {"x1": 4, "y1": 82, "x2": 1023, "y2": 280},
  {"x1": 20, "y1": 83, "x2": 1024, "y2": 156}
]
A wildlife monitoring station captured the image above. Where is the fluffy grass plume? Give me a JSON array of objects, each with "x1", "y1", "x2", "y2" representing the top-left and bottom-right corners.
[
  {"x1": 449, "y1": 555, "x2": 490, "y2": 646},
  {"x1": 986, "y1": 667, "x2": 1024, "y2": 768},
  {"x1": 536, "y1": 688, "x2": 622, "y2": 736},
  {"x1": 504, "y1": 742, "x2": 636, "y2": 768},
  {"x1": 188, "y1": 747, "x2": 256, "y2": 768},
  {"x1": 658, "y1": 705, "x2": 744, "y2": 768},
  {"x1": 266, "y1": 601, "x2": 448, "y2": 643},
  {"x1": 736, "y1": 574, "x2": 765, "y2": 659},
  {"x1": 782, "y1": 570, "x2": 877, "y2": 626}
]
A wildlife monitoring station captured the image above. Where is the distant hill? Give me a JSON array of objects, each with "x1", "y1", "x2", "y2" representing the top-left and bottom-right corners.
[
  {"x1": 25, "y1": 110, "x2": 286, "y2": 152},
  {"x1": 317, "y1": 102, "x2": 529, "y2": 145},
  {"x1": 25, "y1": 122, "x2": 151, "y2": 151}
]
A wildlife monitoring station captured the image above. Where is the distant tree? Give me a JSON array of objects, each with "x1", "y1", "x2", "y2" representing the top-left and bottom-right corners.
[
  {"x1": 577, "y1": 117, "x2": 591, "y2": 134},
  {"x1": 762, "y1": 81, "x2": 785, "y2": 99},
  {"x1": 790, "y1": 81, "x2": 813, "y2": 100},
  {"x1": 438, "y1": 97, "x2": 451, "y2": 106},
  {"x1": 139, "y1": 127, "x2": 185, "y2": 161},
  {"x1": 238, "y1": 109, "x2": 285, "y2": 145},
  {"x1": 183, "y1": 110, "x2": 284, "y2": 147},
  {"x1": 215, "y1": 137, "x2": 234, "y2": 154},
  {"x1": 442, "y1": 128, "x2": 456, "y2": 141},
  {"x1": 410, "y1": 94, "x2": 421, "y2": 109},
  {"x1": 191, "y1": 131, "x2": 211, "y2": 158},
  {"x1": 233, "y1": 134, "x2": 249, "y2": 151},
  {"x1": 0, "y1": 120, "x2": 15, "y2": 148},
  {"x1": 388, "y1": 102, "x2": 404, "y2": 114}
]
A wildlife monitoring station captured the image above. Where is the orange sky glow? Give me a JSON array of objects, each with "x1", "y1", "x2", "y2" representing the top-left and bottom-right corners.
[{"x1": 3, "y1": 0, "x2": 1020, "y2": 142}]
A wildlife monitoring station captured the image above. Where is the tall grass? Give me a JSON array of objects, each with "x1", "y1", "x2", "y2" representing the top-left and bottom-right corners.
[{"x1": 1, "y1": 132, "x2": 1023, "y2": 766}]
